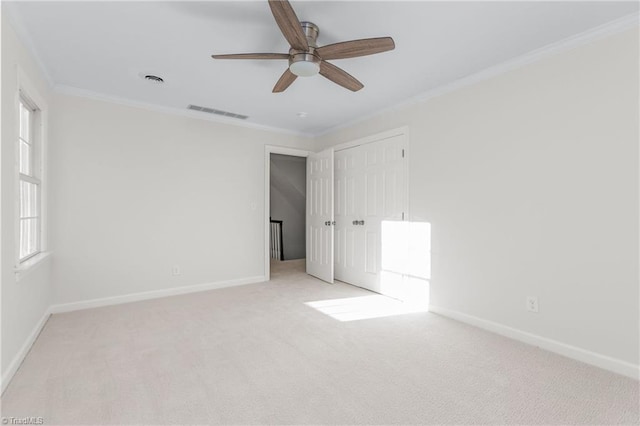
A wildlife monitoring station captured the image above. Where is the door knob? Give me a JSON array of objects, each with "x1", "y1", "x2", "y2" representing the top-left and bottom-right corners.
[
  {"x1": 358, "y1": 220, "x2": 365, "y2": 225},
  {"x1": 325, "y1": 221, "x2": 330, "y2": 226},
  {"x1": 352, "y1": 220, "x2": 358, "y2": 225}
]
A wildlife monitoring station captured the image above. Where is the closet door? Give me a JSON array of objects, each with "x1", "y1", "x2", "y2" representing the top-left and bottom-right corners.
[
  {"x1": 306, "y1": 148, "x2": 335, "y2": 283},
  {"x1": 334, "y1": 134, "x2": 406, "y2": 297},
  {"x1": 360, "y1": 135, "x2": 406, "y2": 296},
  {"x1": 334, "y1": 147, "x2": 365, "y2": 285}
]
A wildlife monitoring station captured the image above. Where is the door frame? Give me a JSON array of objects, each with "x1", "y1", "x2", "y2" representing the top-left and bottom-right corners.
[
  {"x1": 264, "y1": 145, "x2": 311, "y2": 280},
  {"x1": 331, "y1": 126, "x2": 410, "y2": 153}
]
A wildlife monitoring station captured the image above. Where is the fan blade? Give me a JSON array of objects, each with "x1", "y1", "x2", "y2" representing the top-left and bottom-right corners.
[
  {"x1": 268, "y1": 0, "x2": 309, "y2": 51},
  {"x1": 211, "y1": 53, "x2": 290, "y2": 60},
  {"x1": 319, "y1": 61, "x2": 363, "y2": 92},
  {"x1": 273, "y1": 69, "x2": 298, "y2": 93},
  {"x1": 316, "y1": 37, "x2": 395, "y2": 60}
]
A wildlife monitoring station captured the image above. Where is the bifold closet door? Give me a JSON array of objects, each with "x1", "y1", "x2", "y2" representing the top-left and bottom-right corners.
[
  {"x1": 306, "y1": 148, "x2": 335, "y2": 283},
  {"x1": 335, "y1": 147, "x2": 365, "y2": 286},
  {"x1": 335, "y1": 135, "x2": 406, "y2": 295}
]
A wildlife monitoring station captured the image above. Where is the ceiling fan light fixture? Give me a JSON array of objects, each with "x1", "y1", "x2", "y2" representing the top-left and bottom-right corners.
[
  {"x1": 289, "y1": 53, "x2": 320, "y2": 77},
  {"x1": 289, "y1": 61, "x2": 320, "y2": 77}
]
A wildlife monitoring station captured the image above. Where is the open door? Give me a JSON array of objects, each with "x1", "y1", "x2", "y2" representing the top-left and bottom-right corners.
[{"x1": 306, "y1": 148, "x2": 334, "y2": 283}]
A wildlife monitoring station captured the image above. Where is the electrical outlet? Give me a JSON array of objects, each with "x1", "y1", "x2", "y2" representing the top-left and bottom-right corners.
[
  {"x1": 172, "y1": 265, "x2": 181, "y2": 276},
  {"x1": 526, "y1": 296, "x2": 539, "y2": 313}
]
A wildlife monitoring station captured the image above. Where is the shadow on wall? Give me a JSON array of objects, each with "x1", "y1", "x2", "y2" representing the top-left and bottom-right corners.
[{"x1": 270, "y1": 154, "x2": 307, "y2": 260}]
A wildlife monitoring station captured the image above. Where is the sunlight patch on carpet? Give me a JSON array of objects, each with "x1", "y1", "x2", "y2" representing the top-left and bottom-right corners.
[{"x1": 305, "y1": 295, "x2": 428, "y2": 322}]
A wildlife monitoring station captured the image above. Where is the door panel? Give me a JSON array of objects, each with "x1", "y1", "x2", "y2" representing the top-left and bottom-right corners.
[
  {"x1": 306, "y1": 148, "x2": 334, "y2": 283},
  {"x1": 334, "y1": 134, "x2": 406, "y2": 296}
]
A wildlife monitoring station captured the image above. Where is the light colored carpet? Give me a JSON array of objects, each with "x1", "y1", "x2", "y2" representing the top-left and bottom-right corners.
[{"x1": 2, "y1": 259, "x2": 638, "y2": 425}]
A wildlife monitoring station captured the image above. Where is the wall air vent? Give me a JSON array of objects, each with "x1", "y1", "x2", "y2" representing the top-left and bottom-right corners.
[{"x1": 187, "y1": 105, "x2": 248, "y2": 120}]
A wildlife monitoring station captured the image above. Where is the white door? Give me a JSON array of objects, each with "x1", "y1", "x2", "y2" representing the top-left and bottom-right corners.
[
  {"x1": 306, "y1": 148, "x2": 334, "y2": 283},
  {"x1": 335, "y1": 147, "x2": 365, "y2": 285},
  {"x1": 334, "y1": 135, "x2": 406, "y2": 297}
]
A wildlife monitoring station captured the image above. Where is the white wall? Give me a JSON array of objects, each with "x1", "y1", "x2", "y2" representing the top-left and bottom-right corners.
[
  {"x1": 49, "y1": 94, "x2": 313, "y2": 305},
  {"x1": 317, "y1": 29, "x2": 639, "y2": 367},
  {"x1": 270, "y1": 154, "x2": 306, "y2": 260},
  {"x1": 1, "y1": 11, "x2": 53, "y2": 385}
]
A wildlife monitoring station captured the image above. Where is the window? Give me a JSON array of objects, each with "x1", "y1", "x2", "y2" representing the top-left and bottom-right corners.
[{"x1": 18, "y1": 96, "x2": 41, "y2": 262}]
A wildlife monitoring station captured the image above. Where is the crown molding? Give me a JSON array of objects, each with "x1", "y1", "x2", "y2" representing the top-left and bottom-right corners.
[
  {"x1": 2, "y1": 2, "x2": 55, "y2": 88},
  {"x1": 314, "y1": 11, "x2": 640, "y2": 138},
  {"x1": 54, "y1": 84, "x2": 314, "y2": 138}
]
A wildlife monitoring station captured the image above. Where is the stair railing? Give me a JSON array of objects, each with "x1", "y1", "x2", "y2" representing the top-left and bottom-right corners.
[{"x1": 270, "y1": 219, "x2": 284, "y2": 261}]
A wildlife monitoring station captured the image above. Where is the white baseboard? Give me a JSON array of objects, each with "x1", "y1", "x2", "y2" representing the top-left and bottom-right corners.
[
  {"x1": 1, "y1": 276, "x2": 266, "y2": 395},
  {"x1": 1, "y1": 308, "x2": 52, "y2": 394},
  {"x1": 50, "y1": 275, "x2": 267, "y2": 314},
  {"x1": 429, "y1": 305, "x2": 639, "y2": 380}
]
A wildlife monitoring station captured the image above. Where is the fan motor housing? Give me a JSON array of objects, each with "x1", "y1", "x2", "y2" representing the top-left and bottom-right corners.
[{"x1": 289, "y1": 52, "x2": 320, "y2": 66}]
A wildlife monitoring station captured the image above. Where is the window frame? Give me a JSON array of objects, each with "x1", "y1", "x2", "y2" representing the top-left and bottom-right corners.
[
  {"x1": 18, "y1": 95, "x2": 41, "y2": 262},
  {"x1": 14, "y1": 68, "x2": 49, "y2": 275}
]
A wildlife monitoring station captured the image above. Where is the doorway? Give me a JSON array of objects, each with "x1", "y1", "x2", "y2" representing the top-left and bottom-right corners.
[
  {"x1": 270, "y1": 153, "x2": 307, "y2": 259},
  {"x1": 264, "y1": 146, "x2": 311, "y2": 280}
]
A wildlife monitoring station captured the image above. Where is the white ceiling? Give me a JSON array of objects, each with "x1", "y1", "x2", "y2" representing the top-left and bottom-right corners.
[{"x1": 6, "y1": 1, "x2": 638, "y2": 135}]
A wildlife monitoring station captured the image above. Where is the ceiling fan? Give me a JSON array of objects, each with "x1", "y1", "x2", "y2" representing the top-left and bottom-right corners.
[{"x1": 211, "y1": 0, "x2": 395, "y2": 93}]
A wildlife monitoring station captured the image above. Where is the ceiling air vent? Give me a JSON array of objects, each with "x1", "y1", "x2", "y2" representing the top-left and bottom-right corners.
[
  {"x1": 187, "y1": 104, "x2": 248, "y2": 120},
  {"x1": 144, "y1": 75, "x2": 164, "y2": 84}
]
